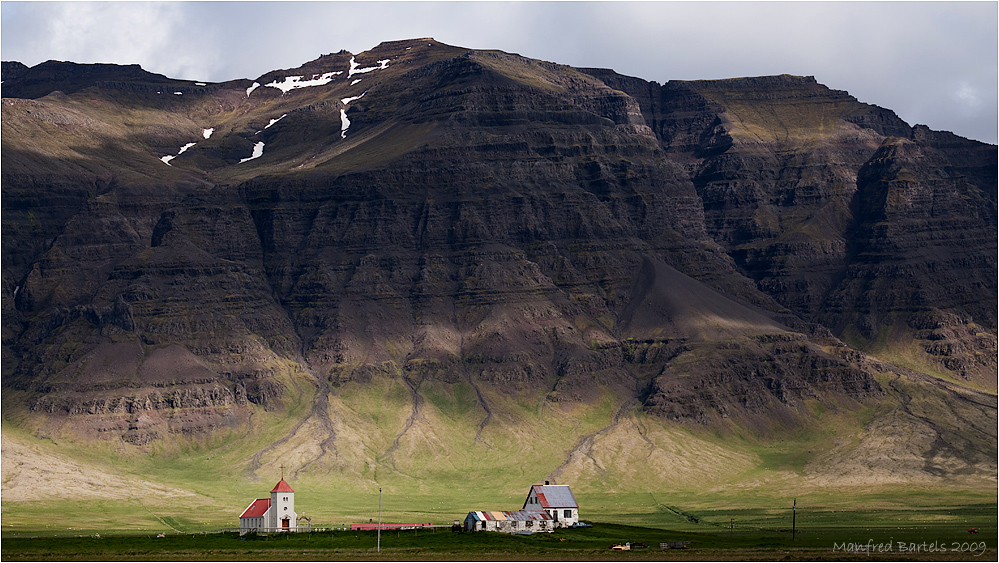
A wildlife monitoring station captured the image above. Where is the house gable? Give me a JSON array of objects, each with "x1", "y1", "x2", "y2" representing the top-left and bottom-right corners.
[{"x1": 523, "y1": 484, "x2": 578, "y2": 509}]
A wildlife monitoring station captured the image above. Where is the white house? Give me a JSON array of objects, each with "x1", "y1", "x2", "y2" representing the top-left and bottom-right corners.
[
  {"x1": 521, "y1": 483, "x2": 579, "y2": 528},
  {"x1": 239, "y1": 479, "x2": 298, "y2": 533}
]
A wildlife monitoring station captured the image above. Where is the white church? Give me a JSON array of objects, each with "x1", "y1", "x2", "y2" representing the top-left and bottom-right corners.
[{"x1": 239, "y1": 479, "x2": 298, "y2": 533}]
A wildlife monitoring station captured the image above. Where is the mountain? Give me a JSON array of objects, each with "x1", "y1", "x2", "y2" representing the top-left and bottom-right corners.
[{"x1": 1, "y1": 39, "x2": 995, "y2": 510}]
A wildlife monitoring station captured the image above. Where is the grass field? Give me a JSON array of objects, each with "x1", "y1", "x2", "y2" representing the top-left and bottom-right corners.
[
  {"x1": 2, "y1": 519, "x2": 995, "y2": 561},
  {"x1": 4, "y1": 486, "x2": 995, "y2": 561},
  {"x1": 3, "y1": 363, "x2": 994, "y2": 561}
]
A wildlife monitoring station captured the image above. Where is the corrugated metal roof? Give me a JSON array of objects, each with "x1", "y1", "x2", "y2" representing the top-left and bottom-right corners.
[
  {"x1": 531, "y1": 485, "x2": 577, "y2": 508},
  {"x1": 467, "y1": 511, "x2": 493, "y2": 521},
  {"x1": 240, "y1": 498, "x2": 270, "y2": 518},
  {"x1": 504, "y1": 510, "x2": 552, "y2": 521},
  {"x1": 466, "y1": 510, "x2": 552, "y2": 522}
]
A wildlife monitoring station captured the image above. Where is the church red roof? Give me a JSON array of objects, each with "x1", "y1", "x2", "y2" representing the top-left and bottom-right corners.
[
  {"x1": 240, "y1": 498, "x2": 270, "y2": 518},
  {"x1": 271, "y1": 479, "x2": 294, "y2": 493}
]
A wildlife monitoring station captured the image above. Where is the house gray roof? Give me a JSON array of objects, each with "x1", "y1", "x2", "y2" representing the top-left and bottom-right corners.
[{"x1": 530, "y1": 485, "x2": 578, "y2": 508}]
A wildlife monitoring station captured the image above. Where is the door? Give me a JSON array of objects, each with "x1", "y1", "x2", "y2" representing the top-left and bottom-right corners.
[{"x1": 282, "y1": 518, "x2": 290, "y2": 529}]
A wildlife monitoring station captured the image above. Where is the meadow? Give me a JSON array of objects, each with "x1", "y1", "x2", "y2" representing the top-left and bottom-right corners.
[
  {"x1": 3, "y1": 373, "x2": 995, "y2": 561},
  {"x1": 3, "y1": 489, "x2": 994, "y2": 561},
  {"x1": 2, "y1": 517, "x2": 995, "y2": 561}
]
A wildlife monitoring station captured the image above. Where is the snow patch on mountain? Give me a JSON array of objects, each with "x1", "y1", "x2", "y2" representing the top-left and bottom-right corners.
[
  {"x1": 265, "y1": 71, "x2": 343, "y2": 93},
  {"x1": 340, "y1": 92, "x2": 366, "y2": 139},
  {"x1": 160, "y1": 142, "x2": 197, "y2": 166},
  {"x1": 348, "y1": 56, "x2": 389, "y2": 78},
  {"x1": 203, "y1": 128, "x2": 214, "y2": 139},
  {"x1": 265, "y1": 114, "x2": 287, "y2": 129},
  {"x1": 239, "y1": 141, "x2": 266, "y2": 163},
  {"x1": 340, "y1": 109, "x2": 351, "y2": 139},
  {"x1": 246, "y1": 55, "x2": 391, "y2": 97}
]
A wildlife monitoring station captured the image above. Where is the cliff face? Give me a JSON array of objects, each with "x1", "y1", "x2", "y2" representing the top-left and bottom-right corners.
[
  {"x1": 586, "y1": 70, "x2": 997, "y2": 384},
  {"x1": 2, "y1": 39, "x2": 995, "y2": 486}
]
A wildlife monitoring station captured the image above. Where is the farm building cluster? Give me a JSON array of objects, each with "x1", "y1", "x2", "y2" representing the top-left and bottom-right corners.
[
  {"x1": 238, "y1": 480, "x2": 580, "y2": 535},
  {"x1": 463, "y1": 483, "x2": 579, "y2": 533}
]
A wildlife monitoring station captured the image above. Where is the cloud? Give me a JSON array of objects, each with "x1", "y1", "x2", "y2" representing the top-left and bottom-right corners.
[
  {"x1": 954, "y1": 82, "x2": 982, "y2": 112},
  {"x1": 44, "y1": 2, "x2": 179, "y2": 60},
  {"x1": 3, "y1": 1, "x2": 220, "y2": 80}
]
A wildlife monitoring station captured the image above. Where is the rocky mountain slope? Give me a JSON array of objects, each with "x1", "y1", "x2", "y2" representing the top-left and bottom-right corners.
[{"x1": 2, "y1": 39, "x2": 995, "y2": 498}]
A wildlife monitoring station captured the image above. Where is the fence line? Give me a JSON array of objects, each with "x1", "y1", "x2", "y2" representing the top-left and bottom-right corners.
[{"x1": 211, "y1": 524, "x2": 451, "y2": 535}]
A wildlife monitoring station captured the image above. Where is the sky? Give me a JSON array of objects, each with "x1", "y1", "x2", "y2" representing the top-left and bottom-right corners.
[{"x1": 1, "y1": 1, "x2": 996, "y2": 144}]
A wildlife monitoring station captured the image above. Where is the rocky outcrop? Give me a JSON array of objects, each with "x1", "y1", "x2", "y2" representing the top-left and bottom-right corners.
[
  {"x1": 31, "y1": 384, "x2": 242, "y2": 415},
  {"x1": 643, "y1": 334, "x2": 881, "y2": 431},
  {"x1": 0, "y1": 59, "x2": 197, "y2": 99},
  {"x1": 586, "y1": 69, "x2": 997, "y2": 387}
]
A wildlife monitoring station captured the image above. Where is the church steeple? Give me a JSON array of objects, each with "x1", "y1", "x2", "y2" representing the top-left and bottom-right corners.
[
  {"x1": 270, "y1": 474, "x2": 296, "y2": 531},
  {"x1": 271, "y1": 479, "x2": 294, "y2": 493}
]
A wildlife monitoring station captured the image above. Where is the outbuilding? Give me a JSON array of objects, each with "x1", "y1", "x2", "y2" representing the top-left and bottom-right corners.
[{"x1": 463, "y1": 510, "x2": 553, "y2": 533}]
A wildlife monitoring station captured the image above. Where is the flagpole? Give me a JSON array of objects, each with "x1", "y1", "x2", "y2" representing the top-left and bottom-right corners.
[{"x1": 377, "y1": 488, "x2": 382, "y2": 552}]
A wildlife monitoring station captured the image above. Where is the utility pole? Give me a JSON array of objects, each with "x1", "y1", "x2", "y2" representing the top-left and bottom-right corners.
[
  {"x1": 792, "y1": 498, "x2": 796, "y2": 541},
  {"x1": 377, "y1": 488, "x2": 382, "y2": 552}
]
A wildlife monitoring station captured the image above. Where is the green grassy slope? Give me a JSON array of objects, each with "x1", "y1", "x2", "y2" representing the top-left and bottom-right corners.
[{"x1": 3, "y1": 364, "x2": 994, "y2": 536}]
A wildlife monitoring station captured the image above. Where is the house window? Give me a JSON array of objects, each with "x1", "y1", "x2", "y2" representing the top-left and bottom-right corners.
[
  {"x1": 564, "y1": 509, "x2": 572, "y2": 518},
  {"x1": 283, "y1": 496, "x2": 288, "y2": 502}
]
